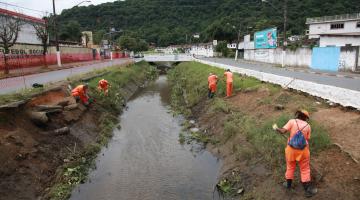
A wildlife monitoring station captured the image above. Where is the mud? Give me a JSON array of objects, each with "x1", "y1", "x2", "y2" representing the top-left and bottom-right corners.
[
  {"x1": 0, "y1": 87, "x2": 90, "y2": 200},
  {"x1": 0, "y1": 78, "x2": 143, "y2": 199},
  {"x1": 191, "y1": 89, "x2": 360, "y2": 199}
]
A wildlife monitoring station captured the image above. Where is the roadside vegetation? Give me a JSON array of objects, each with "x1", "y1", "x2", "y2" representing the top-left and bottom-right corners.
[
  {"x1": 46, "y1": 61, "x2": 158, "y2": 200},
  {"x1": 168, "y1": 61, "x2": 331, "y2": 198}
]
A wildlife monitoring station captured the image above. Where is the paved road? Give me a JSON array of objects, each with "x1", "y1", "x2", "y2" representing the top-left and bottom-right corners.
[
  {"x1": 201, "y1": 57, "x2": 360, "y2": 91},
  {"x1": 0, "y1": 59, "x2": 130, "y2": 95}
]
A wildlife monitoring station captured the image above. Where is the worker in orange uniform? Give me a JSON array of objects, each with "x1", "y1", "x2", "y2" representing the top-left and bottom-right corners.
[
  {"x1": 208, "y1": 73, "x2": 218, "y2": 98},
  {"x1": 224, "y1": 69, "x2": 233, "y2": 97},
  {"x1": 273, "y1": 110, "x2": 317, "y2": 198},
  {"x1": 71, "y1": 84, "x2": 90, "y2": 106},
  {"x1": 98, "y1": 79, "x2": 110, "y2": 96}
]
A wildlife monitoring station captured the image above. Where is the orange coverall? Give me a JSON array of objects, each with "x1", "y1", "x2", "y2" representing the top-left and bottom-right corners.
[
  {"x1": 98, "y1": 79, "x2": 109, "y2": 95},
  {"x1": 71, "y1": 85, "x2": 89, "y2": 104},
  {"x1": 283, "y1": 119, "x2": 311, "y2": 183},
  {"x1": 208, "y1": 74, "x2": 218, "y2": 93},
  {"x1": 224, "y1": 71, "x2": 233, "y2": 97}
]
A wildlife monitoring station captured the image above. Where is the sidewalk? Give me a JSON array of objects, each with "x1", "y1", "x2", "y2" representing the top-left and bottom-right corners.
[
  {"x1": 0, "y1": 59, "x2": 114, "y2": 80},
  {"x1": 0, "y1": 58, "x2": 132, "y2": 94},
  {"x1": 237, "y1": 59, "x2": 360, "y2": 80},
  {"x1": 202, "y1": 57, "x2": 360, "y2": 92}
]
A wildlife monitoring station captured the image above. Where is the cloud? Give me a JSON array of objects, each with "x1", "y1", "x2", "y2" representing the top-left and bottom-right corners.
[{"x1": 1, "y1": 0, "x2": 116, "y2": 18}]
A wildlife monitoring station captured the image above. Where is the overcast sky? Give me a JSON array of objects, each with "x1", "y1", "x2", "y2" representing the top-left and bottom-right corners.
[{"x1": 0, "y1": 0, "x2": 116, "y2": 18}]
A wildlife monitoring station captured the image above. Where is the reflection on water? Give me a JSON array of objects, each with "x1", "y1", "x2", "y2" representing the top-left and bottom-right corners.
[{"x1": 70, "y1": 76, "x2": 221, "y2": 200}]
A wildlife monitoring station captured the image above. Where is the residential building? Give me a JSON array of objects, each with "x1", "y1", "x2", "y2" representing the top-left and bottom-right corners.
[
  {"x1": 306, "y1": 13, "x2": 360, "y2": 47},
  {"x1": 190, "y1": 43, "x2": 214, "y2": 57}
]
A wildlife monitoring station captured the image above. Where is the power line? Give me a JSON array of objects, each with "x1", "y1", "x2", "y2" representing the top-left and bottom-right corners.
[{"x1": 0, "y1": 1, "x2": 48, "y2": 14}]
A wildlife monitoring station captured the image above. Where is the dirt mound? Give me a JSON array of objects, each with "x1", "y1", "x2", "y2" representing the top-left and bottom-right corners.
[{"x1": 0, "y1": 86, "x2": 99, "y2": 200}]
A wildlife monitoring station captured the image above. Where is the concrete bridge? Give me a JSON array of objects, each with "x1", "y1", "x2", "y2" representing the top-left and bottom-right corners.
[{"x1": 143, "y1": 54, "x2": 193, "y2": 62}]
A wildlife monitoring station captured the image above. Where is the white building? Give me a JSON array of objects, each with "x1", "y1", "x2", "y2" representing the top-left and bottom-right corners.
[
  {"x1": 306, "y1": 13, "x2": 360, "y2": 47},
  {"x1": 189, "y1": 43, "x2": 214, "y2": 57},
  {"x1": 0, "y1": 8, "x2": 45, "y2": 45}
]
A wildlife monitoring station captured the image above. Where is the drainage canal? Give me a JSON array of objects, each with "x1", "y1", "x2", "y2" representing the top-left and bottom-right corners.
[{"x1": 70, "y1": 75, "x2": 221, "y2": 200}]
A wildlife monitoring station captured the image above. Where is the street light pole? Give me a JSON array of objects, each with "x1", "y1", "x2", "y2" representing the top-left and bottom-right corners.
[
  {"x1": 235, "y1": 27, "x2": 241, "y2": 61},
  {"x1": 52, "y1": 0, "x2": 61, "y2": 66}
]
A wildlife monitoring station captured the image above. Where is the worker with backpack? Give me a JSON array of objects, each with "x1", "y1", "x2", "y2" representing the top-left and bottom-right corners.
[{"x1": 273, "y1": 110, "x2": 317, "y2": 197}]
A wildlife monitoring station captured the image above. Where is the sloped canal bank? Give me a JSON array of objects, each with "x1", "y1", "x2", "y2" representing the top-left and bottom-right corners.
[{"x1": 70, "y1": 76, "x2": 221, "y2": 200}]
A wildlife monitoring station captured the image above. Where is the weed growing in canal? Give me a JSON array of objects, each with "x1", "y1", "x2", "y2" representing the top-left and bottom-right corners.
[{"x1": 47, "y1": 61, "x2": 157, "y2": 200}]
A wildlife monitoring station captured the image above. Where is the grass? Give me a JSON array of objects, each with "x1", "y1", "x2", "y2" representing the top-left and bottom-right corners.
[
  {"x1": 47, "y1": 61, "x2": 158, "y2": 200},
  {"x1": 0, "y1": 87, "x2": 46, "y2": 105},
  {"x1": 167, "y1": 61, "x2": 332, "y2": 195}
]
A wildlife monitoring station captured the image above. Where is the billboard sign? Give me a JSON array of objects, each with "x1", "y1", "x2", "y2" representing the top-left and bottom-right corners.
[{"x1": 254, "y1": 28, "x2": 277, "y2": 49}]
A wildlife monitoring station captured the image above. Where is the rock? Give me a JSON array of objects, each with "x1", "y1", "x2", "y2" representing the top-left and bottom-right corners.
[
  {"x1": 53, "y1": 127, "x2": 70, "y2": 136},
  {"x1": 0, "y1": 100, "x2": 27, "y2": 110},
  {"x1": 28, "y1": 111, "x2": 48, "y2": 125},
  {"x1": 35, "y1": 105, "x2": 63, "y2": 112},
  {"x1": 189, "y1": 120, "x2": 196, "y2": 124},
  {"x1": 237, "y1": 188, "x2": 244, "y2": 194},
  {"x1": 190, "y1": 127, "x2": 200, "y2": 133},
  {"x1": 58, "y1": 97, "x2": 77, "y2": 107},
  {"x1": 64, "y1": 104, "x2": 78, "y2": 111},
  {"x1": 315, "y1": 101, "x2": 321, "y2": 105},
  {"x1": 63, "y1": 159, "x2": 70, "y2": 163},
  {"x1": 275, "y1": 104, "x2": 285, "y2": 110}
]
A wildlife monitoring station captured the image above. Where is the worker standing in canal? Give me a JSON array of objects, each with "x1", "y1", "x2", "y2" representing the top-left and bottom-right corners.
[
  {"x1": 224, "y1": 69, "x2": 233, "y2": 97},
  {"x1": 208, "y1": 73, "x2": 218, "y2": 98},
  {"x1": 98, "y1": 79, "x2": 110, "y2": 96},
  {"x1": 273, "y1": 110, "x2": 317, "y2": 198},
  {"x1": 71, "y1": 84, "x2": 90, "y2": 106}
]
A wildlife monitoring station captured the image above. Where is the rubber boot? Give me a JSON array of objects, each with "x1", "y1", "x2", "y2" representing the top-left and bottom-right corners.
[
  {"x1": 283, "y1": 179, "x2": 292, "y2": 190},
  {"x1": 303, "y1": 182, "x2": 317, "y2": 198}
]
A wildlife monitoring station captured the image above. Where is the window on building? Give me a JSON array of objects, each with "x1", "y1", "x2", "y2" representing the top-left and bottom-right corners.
[
  {"x1": 330, "y1": 23, "x2": 344, "y2": 29},
  {"x1": 357, "y1": 22, "x2": 360, "y2": 28}
]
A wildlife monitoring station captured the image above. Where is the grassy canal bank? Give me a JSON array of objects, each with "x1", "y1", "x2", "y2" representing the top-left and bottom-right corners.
[
  {"x1": 168, "y1": 61, "x2": 360, "y2": 199},
  {"x1": 0, "y1": 61, "x2": 158, "y2": 200}
]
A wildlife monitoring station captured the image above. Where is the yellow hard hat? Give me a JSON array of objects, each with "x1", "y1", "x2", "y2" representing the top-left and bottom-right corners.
[{"x1": 300, "y1": 110, "x2": 310, "y2": 118}]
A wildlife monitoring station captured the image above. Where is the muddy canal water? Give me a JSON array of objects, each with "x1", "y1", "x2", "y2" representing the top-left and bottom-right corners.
[{"x1": 70, "y1": 76, "x2": 221, "y2": 200}]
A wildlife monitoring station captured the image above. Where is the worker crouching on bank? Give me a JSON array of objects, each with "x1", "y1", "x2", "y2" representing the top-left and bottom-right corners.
[
  {"x1": 208, "y1": 73, "x2": 218, "y2": 99},
  {"x1": 273, "y1": 110, "x2": 317, "y2": 198},
  {"x1": 71, "y1": 84, "x2": 91, "y2": 106}
]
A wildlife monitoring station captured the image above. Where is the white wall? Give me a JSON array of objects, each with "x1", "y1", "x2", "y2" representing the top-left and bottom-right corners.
[
  {"x1": 339, "y1": 47, "x2": 358, "y2": 71},
  {"x1": 190, "y1": 45, "x2": 214, "y2": 57},
  {"x1": 308, "y1": 20, "x2": 360, "y2": 38},
  {"x1": 320, "y1": 36, "x2": 360, "y2": 47},
  {"x1": 244, "y1": 48, "x2": 312, "y2": 67}
]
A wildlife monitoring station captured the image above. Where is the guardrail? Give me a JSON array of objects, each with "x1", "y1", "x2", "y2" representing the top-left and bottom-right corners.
[{"x1": 306, "y1": 13, "x2": 360, "y2": 24}]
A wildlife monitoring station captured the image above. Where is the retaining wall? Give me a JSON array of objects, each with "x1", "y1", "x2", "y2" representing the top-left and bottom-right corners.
[
  {"x1": 195, "y1": 59, "x2": 360, "y2": 110},
  {"x1": 244, "y1": 47, "x2": 359, "y2": 72}
]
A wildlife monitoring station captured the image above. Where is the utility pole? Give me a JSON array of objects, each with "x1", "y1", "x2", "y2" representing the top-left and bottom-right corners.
[
  {"x1": 282, "y1": 0, "x2": 288, "y2": 67},
  {"x1": 52, "y1": 0, "x2": 61, "y2": 66},
  {"x1": 235, "y1": 25, "x2": 241, "y2": 61}
]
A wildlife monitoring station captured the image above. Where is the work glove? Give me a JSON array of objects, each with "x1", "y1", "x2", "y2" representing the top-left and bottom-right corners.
[{"x1": 272, "y1": 123, "x2": 278, "y2": 131}]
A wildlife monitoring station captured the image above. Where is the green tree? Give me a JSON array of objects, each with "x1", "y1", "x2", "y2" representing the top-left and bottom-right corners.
[
  {"x1": 93, "y1": 29, "x2": 106, "y2": 45},
  {"x1": 117, "y1": 35, "x2": 148, "y2": 52},
  {"x1": 59, "y1": 20, "x2": 82, "y2": 42},
  {"x1": 215, "y1": 41, "x2": 229, "y2": 57}
]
